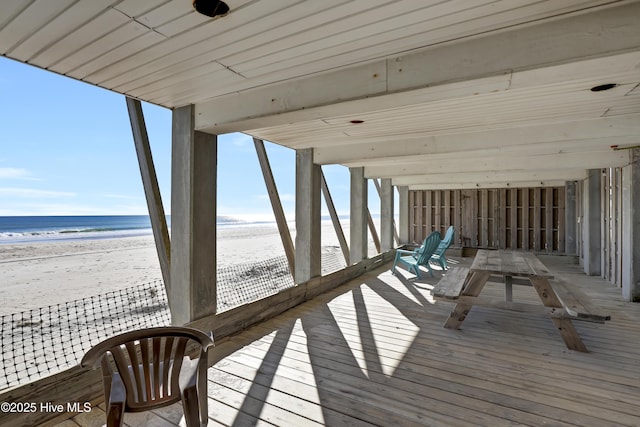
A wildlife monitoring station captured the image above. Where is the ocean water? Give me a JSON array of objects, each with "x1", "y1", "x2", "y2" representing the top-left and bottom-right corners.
[{"x1": 0, "y1": 215, "x2": 282, "y2": 244}]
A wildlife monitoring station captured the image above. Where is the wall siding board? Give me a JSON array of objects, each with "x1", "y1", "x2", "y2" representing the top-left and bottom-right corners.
[
  {"x1": 408, "y1": 187, "x2": 566, "y2": 252},
  {"x1": 558, "y1": 187, "x2": 566, "y2": 253}
]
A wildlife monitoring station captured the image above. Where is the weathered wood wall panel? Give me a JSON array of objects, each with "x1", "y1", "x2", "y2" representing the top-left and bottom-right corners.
[
  {"x1": 601, "y1": 167, "x2": 623, "y2": 287},
  {"x1": 408, "y1": 187, "x2": 566, "y2": 252}
]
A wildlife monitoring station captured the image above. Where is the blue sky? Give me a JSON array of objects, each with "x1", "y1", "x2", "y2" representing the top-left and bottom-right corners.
[{"x1": 0, "y1": 56, "x2": 377, "y2": 219}]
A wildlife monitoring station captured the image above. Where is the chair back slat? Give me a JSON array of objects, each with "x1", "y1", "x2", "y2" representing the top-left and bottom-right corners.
[
  {"x1": 152, "y1": 338, "x2": 161, "y2": 400},
  {"x1": 140, "y1": 338, "x2": 153, "y2": 400},
  {"x1": 416, "y1": 231, "x2": 441, "y2": 264},
  {"x1": 125, "y1": 341, "x2": 146, "y2": 402},
  {"x1": 435, "y1": 226, "x2": 455, "y2": 255},
  {"x1": 110, "y1": 345, "x2": 138, "y2": 402},
  {"x1": 161, "y1": 337, "x2": 174, "y2": 397}
]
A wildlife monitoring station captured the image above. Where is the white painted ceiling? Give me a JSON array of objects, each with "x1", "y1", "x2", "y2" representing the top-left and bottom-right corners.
[{"x1": 2, "y1": 0, "x2": 639, "y2": 188}]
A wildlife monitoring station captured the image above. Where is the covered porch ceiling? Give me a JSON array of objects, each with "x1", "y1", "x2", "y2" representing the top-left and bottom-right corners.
[{"x1": 3, "y1": 0, "x2": 639, "y2": 189}]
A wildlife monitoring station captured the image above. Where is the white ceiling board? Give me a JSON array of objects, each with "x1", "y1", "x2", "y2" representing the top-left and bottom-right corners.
[
  {"x1": 2, "y1": 0, "x2": 638, "y2": 190},
  {"x1": 55, "y1": 21, "x2": 154, "y2": 75},
  {"x1": 313, "y1": 116, "x2": 640, "y2": 164},
  {"x1": 337, "y1": 137, "x2": 640, "y2": 168},
  {"x1": 9, "y1": 1, "x2": 117, "y2": 60},
  {"x1": 365, "y1": 150, "x2": 630, "y2": 179},
  {"x1": 0, "y1": 0, "x2": 76, "y2": 54},
  {"x1": 69, "y1": 31, "x2": 167, "y2": 80},
  {"x1": 408, "y1": 181, "x2": 570, "y2": 190},
  {"x1": 28, "y1": 8, "x2": 132, "y2": 69},
  {"x1": 196, "y1": 4, "x2": 640, "y2": 132},
  {"x1": 96, "y1": 0, "x2": 299, "y2": 90},
  {"x1": 392, "y1": 170, "x2": 590, "y2": 186}
]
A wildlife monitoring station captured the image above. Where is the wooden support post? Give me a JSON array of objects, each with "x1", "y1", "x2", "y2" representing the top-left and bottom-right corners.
[
  {"x1": 583, "y1": 169, "x2": 602, "y2": 276},
  {"x1": 350, "y1": 167, "x2": 368, "y2": 264},
  {"x1": 565, "y1": 181, "x2": 577, "y2": 255},
  {"x1": 621, "y1": 149, "x2": 640, "y2": 301},
  {"x1": 398, "y1": 186, "x2": 409, "y2": 245},
  {"x1": 125, "y1": 97, "x2": 171, "y2": 297},
  {"x1": 374, "y1": 178, "x2": 399, "y2": 245},
  {"x1": 253, "y1": 138, "x2": 295, "y2": 274},
  {"x1": 295, "y1": 148, "x2": 321, "y2": 283},
  {"x1": 170, "y1": 105, "x2": 217, "y2": 325},
  {"x1": 379, "y1": 178, "x2": 394, "y2": 252},
  {"x1": 321, "y1": 169, "x2": 349, "y2": 265}
]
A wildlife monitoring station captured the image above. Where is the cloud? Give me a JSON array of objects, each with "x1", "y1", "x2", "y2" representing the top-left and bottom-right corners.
[
  {"x1": 257, "y1": 193, "x2": 294, "y2": 202},
  {"x1": 0, "y1": 187, "x2": 75, "y2": 198},
  {"x1": 103, "y1": 193, "x2": 144, "y2": 200},
  {"x1": 0, "y1": 201, "x2": 149, "y2": 216},
  {"x1": 0, "y1": 167, "x2": 32, "y2": 179}
]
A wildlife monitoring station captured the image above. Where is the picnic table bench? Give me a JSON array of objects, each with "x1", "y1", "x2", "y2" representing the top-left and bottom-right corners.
[{"x1": 431, "y1": 250, "x2": 610, "y2": 352}]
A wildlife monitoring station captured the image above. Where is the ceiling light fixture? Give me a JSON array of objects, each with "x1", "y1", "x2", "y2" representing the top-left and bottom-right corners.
[
  {"x1": 193, "y1": 0, "x2": 229, "y2": 18},
  {"x1": 349, "y1": 120, "x2": 365, "y2": 124}
]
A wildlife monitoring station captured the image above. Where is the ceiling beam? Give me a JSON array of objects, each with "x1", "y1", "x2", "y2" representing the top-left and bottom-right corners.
[
  {"x1": 407, "y1": 181, "x2": 569, "y2": 190},
  {"x1": 367, "y1": 150, "x2": 629, "y2": 178},
  {"x1": 312, "y1": 115, "x2": 640, "y2": 164},
  {"x1": 341, "y1": 137, "x2": 638, "y2": 168},
  {"x1": 194, "y1": 2, "x2": 640, "y2": 134},
  {"x1": 392, "y1": 169, "x2": 589, "y2": 187}
]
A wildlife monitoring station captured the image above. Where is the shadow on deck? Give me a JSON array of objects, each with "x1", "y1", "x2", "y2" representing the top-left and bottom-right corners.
[{"x1": 62, "y1": 255, "x2": 640, "y2": 427}]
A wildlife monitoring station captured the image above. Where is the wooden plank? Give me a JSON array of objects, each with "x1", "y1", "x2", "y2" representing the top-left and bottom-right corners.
[
  {"x1": 415, "y1": 191, "x2": 423, "y2": 242},
  {"x1": 431, "y1": 267, "x2": 470, "y2": 299},
  {"x1": 533, "y1": 188, "x2": 541, "y2": 251},
  {"x1": 471, "y1": 190, "x2": 479, "y2": 247},
  {"x1": 453, "y1": 189, "x2": 461, "y2": 247},
  {"x1": 434, "y1": 190, "x2": 441, "y2": 232},
  {"x1": 511, "y1": 189, "x2": 519, "y2": 249},
  {"x1": 523, "y1": 189, "x2": 530, "y2": 250},
  {"x1": 9, "y1": 0, "x2": 117, "y2": 60},
  {"x1": 615, "y1": 168, "x2": 622, "y2": 286},
  {"x1": 601, "y1": 169, "x2": 609, "y2": 280},
  {"x1": 481, "y1": 189, "x2": 489, "y2": 247},
  {"x1": 550, "y1": 280, "x2": 611, "y2": 322},
  {"x1": 444, "y1": 190, "x2": 451, "y2": 230},
  {"x1": 546, "y1": 188, "x2": 554, "y2": 252},
  {"x1": 425, "y1": 190, "x2": 432, "y2": 237},
  {"x1": 0, "y1": 0, "x2": 76, "y2": 54},
  {"x1": 499, "y1": 188, "x2": 507, "y2": 249},
  {"x1": 254, "y1": 138, "x2": 296, "y2": 273},
  {"x1": 558, "y1": 186, "x2": 566, "y2": 253},
  {"x1": 470, "y1": 250, "x2": 554, "y2": 279}
]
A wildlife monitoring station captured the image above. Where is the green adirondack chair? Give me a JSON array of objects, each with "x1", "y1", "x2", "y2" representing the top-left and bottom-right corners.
[
  {"x1": 430, "y1": 225, "x2": 455, "y2": 270},
  {"x1": 392, "y1": 231, "x2": 441, "y2": 278}
]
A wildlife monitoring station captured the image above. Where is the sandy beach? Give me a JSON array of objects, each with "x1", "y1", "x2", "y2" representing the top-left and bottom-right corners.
[{"x1": 0, "y1": 223, "x2": 355, "y2": 315}]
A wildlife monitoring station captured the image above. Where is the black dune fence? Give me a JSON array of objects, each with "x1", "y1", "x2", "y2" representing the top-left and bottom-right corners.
[{"x1": 0, "y1": 251, "x2": 347, "y2": 390}]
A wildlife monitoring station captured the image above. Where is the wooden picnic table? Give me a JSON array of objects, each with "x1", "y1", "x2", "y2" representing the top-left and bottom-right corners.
[{"x1": 432, "y1": 249, "x2": 609, "y2": 352}]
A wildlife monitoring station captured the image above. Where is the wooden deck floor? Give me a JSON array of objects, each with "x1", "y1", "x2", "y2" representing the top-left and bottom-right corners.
[{"x1": 60, "y1": 255, "x2": 640, "y2": 427}]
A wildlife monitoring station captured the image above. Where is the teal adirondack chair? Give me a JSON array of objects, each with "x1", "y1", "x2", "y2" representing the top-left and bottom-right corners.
[
  {"x1": 430, "y1": 225, "x2": 455, "y2": 270},
  {"x1": 392, "y1": 231, "x2": 441, "y2": 278}
]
